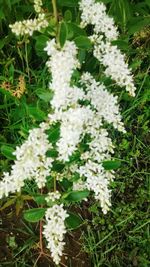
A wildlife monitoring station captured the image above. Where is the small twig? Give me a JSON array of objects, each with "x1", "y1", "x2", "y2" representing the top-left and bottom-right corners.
[
  {"x1": 33, "y1": 189, "x2": 44, "y2": 266},
  {"x1": 25, "y1": 40, "x2": 30, "y2": 81},
  {"x1": 39, "y1": 188, "x2": 44, "y2": 253},
  {"x1": 54, "y1": 176, "x2": 57, "y2": 192},
  {"x1": 33, "y1": 253, "x2": 42, "y2": 267},
  {"x1": 52, "y1": 0, "x2": 58, "y2": 23},
  {"x1": 39, "y1": 219, "x2": 43, "y2": 253}
]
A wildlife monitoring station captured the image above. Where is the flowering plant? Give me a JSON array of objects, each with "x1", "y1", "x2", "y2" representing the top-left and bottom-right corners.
[{"x1": 0, "y1": 0, "x2": 136, "y2": 265}]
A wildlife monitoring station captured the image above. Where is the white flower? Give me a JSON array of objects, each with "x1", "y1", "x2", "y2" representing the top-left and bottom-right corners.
[
  {"x1": 45, "y1": 191, "x2": 61, "y2": 203},
  {"x1": 81, "y1": 72, "x2": 126, "y2": 131},
  {"x1": 45, "y1": 39, "x2": 82, "y2": 110},
  {"x1": 34, "y1": 0, "x2": 43, "y2": 13},
  {"x1": 0, "y1": 126, "x2": 53, "y2": 199},
  {"x1": 77, "y1": 161, "x2": 112, "y2": 214},
  {"x1": 80, "y1": 0, "x2": 136, "y2": 96},
  {"x1": 73, "y1": 179, "x2": 87, "y2": 191},
  {"x1": 55, "y1": 106, "x2": 93, "y2": 161},
  {"x1": 0, "y1": 172, "x2": 18, "y2": 198},
  {"x1": 43, "y1": 204, "x2": 69, "y2": 265},
  {"x1": 80, "y1": 0, "x2": 118, "y2": 41},
  {"x1": 92, "y1": 38, "x2": 136, "y2": 96},
  {"x1": 9, "y1": 13, "x2": 48, "y2": 36},
  {"x1": 86, "y1": 129, "x2": 114, "y2": 162}
]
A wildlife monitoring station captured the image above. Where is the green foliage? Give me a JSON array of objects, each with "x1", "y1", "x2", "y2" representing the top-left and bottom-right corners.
[
  {"x1": 35, "y1": 34, "x2": 49, "y2": 57},
  {"x1": 23, "y1": 208, "x2": 46, "y2": 223},
  {"x1": 110, "y1": 0, "x2": 132, "y2": 31},
  {"x1": 1, "y1": 145, "x2": 16, "y2": 160},
  {"x1": 33, "y1": 195, "x2": 47, "y2": 205},
  {"x1": 74, "y1": 36, "x2": 92, "y2": 49},
  {"x1": 65, "y1": 212, "x2": 83, "y2": 230},
  {"x1": 64, "y1": 190, "x2": 90, "y2": 202},
  {"x1": 57, "y1": 0, "x2": 79, "y2": 7},
  {"x1": 102, "y1": 160, "x2": 121, "y2": 170},
  {"x1": 59, "y1": 21, "x2": 68, "y2": 47}
]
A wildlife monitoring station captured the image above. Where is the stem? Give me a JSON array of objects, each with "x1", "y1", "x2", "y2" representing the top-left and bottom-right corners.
[
  {"x1": 39, "y1": 188, "x2": 44, "y2": 253},
  {"x1": 25, "y1": 41, "x2": 30, "y2": 80},
  {"x1": 17, "y1": 46, "x2": 25, "y2": 71},
  {"x1": 40, "y1": 220, "x2": 43, "y2": 252},
  {"x1": 33, "y1": 254, "x2": 41, "y2": 267},
  {"x1": 52, "y1": 0, "x2": 58, "y2": 23},
  {"x1": 54, "y1": 176, "x2": 56, "y2": 192}
]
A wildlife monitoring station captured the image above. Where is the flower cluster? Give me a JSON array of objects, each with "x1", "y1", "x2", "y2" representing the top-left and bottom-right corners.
[
  {"x1": 9, "y1": 0, "x2": 48, "y2": 36},
  {"x1": 92, "y1": 36, "x2": 136, "y2": 96},
  {"x1": 80, "y1": 0, "x2": 136, "y2": 96},
  {"x1": 45, "y1": 39, "x2": 82, "y2": 110},
  {"x1": 55, "y1": 107, "x2": 94, "y2": 161},
  {"x1": 0, "y1": 122, "x2": 52, "y2": 199},
  {"x1": 34, "y1": 0, "x2": 43, "y2": 13},
  {"x1": 44, "y1": 39, "x2": 119, "y2": 214},
  {"x1": 73, "y1": 179, "x2": 87, "y2": 191},
  {"x1": 45, "y1": 39, "x2": 90, "y2": 161},
  {"x1": 45, "y1": 191, "x2": 61, "y2": 203},
  {"x1": 78, "y1": 161, "x2": 112, "y2": 214},
  {"x1": 81, "y1": 72, "x2": 125, "y2": 132},
  {"x1": 44, "y1": 38, "x2": 124, "y2": 214},
  {"x1": 10, "y1": 13, "x2": 48, "y2": 37},
  {"x1": 43, "y1": 204, "x2": 69, "y2": 265},
  {"x1": 80, "y1": 0, "x2": 118, "y2": 41}
]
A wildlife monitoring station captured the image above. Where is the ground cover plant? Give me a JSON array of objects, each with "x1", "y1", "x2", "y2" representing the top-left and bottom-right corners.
[{"x1": 0, "y1": 0, "x2": 150, "y2": 266}]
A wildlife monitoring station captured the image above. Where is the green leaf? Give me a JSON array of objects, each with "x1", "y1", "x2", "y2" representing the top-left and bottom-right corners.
[
  {"x1": 64, "y1": 10, "x2": 72, "y2": 22},
  {"x1": 0, "y1": 39, "x2": 6, "y2": 49},
  {"x1": 59, "y1": 21, "x2": 68, "y2": 48},
  {"x1": 145, "y1": 0, "x2": 150, "y2": 7},
  {"x1": 46, "y1": 149, "x2": 58, "y2": 158},
  {"x1": 102, "y1": 160, "x2": 121, "y2": 170},
  {"x1": 0, "y1": 9, "x2": 5, "y2": 20},
  {"x1": 0, "y1": 36, "x2": 10, "y2": 49},
  {"x1": 60, "y1": 178, "x2": 72, "y2": 191},
  {"x1": 1, "y1": 145, "x2": 16, "y2": 160},
  {"x1": 0, "y1": 87, "x2": 14, "y2": 98},
  {"x1": 111, "y1": 40, "x2": 129, "y2": 51},
  {"x1": 128, "y1": 17, "x2": 150, "y2": 34},
  {"x1": 33, "y1": 195, "x2": 47, "y2": 205},
  {"x1": 74, "y1": 36, "x2": 92, "y2": 49},
  {"x1": 35, "y1": 35, "x2": 49, "y2": 56},
  {"x1": 65, "y1": 212, "x2": 83, "y2": 230},
  {"x1": 130, "y1": 59, "x2": 142, "y2": 70},
  {"x1": 58, "y1": 0, "x2": 79, "y2": 7},
  {"x1": 67, "y1": 23, "x2": 86, "y2": 39},
  {"x1": 46, "y1": 123, "x2": 60, "y2": 144},
  {"x1": 36, "y1": 89, "x2": 53, "y2": 102},
  {"x1": 52, "y1": 161, "x2": 65, "y2": 172},
  {"x1": 23, "y1": 208, "x2": 46, "y2": 223},
  {"x1": 0, "y1": 198, "x2": 16, "y2": 211},
  {"x1": 64, "y1": 190, "x2": 90, "y2": 202},
  {"x1": 27, "y1": 106, "x2": 46, "y2": 121},
  {"x1": 78, "y1": 49, "x2": 86, "y2": 64}
]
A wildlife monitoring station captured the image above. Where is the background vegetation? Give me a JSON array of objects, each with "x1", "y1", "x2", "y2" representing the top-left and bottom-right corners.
[{"x1": 0, "y1": 0, "x2": 150, "y2": 266}]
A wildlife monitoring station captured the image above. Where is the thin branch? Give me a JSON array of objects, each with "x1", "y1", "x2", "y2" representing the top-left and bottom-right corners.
[{"x1": 52, "y1": 0, "x2": 58, "y2": 23}]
